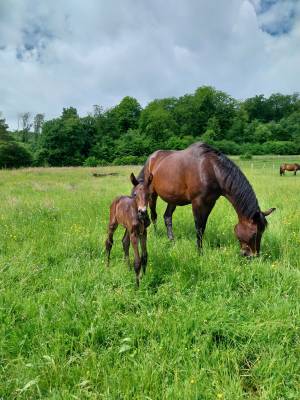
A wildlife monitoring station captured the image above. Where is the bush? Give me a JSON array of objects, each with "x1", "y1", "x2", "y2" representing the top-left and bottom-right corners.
[
  {"x1": 240, "y1": 153, "x2": 253, "y2": 160},
  {"x1": 0, "y1": 141, "x2": 33, "y2": 168},
  {"x1": 112, "y1": 155, "x2": 146, "y2": 165},
  {"x1": 209, "y1": 140, "x2": 241, "y2": 155},
  {"x1": 83, "y1": 156, "x2": 100, "y2": 167},
  {"x1": 262, "y1": 141, "x2": 300, "y2": 155},
  {"x1": 240, "y1": 143, "x2": 265, "y2": 155}
]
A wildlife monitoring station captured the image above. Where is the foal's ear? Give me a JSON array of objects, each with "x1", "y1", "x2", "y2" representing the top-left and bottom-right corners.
[
  {"x1": 130, "y1": 173, "x2": 139, "y2": 186},
  {"x1": 147, "y1": 173, "x2": 153, "y2": 186},
  {"x1": 262, "y1": 208, "x2": 276, "y2": 217}
]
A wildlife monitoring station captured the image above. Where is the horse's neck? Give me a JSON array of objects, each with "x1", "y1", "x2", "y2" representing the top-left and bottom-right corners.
[
  {"x1": 223, "y1": 193, "x2": 249, "y2": 223},
  {"x1": 214, "y1": 157, "x2": 259, "y2": 223}
]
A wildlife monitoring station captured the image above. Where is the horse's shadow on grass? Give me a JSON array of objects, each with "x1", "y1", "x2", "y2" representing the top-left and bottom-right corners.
[{"x1": 150, "y1": 221, "x2": 234, "y2": 250}]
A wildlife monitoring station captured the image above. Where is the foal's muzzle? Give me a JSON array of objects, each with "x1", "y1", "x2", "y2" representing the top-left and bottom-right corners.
[{"x1": 138, "y1": 208, "x2": 147, "y2": 219}]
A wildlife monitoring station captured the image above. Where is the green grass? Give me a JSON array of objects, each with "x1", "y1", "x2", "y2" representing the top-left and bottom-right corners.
[{"x1": 0, "y1": 157, "x2": 300, "y2": 399}]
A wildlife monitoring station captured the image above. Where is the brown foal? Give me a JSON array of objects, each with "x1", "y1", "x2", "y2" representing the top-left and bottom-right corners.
[{"x1": 105, "y1": 173, "x2": 153, "y2": 286}]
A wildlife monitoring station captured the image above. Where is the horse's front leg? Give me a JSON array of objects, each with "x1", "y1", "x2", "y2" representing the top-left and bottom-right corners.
[
  {"x1": 149, "y1": 192, "x2": 158, "y2": 230},
  {"x1": 140, "y1": 230, "x2": 148, "y2": 274},
  {"x1": 164, "y1": 203, "x2": 176, "y2": 240},
  {"x1": 130, "y1": 231, "x2": 141, "y2": 287},
  {"x1": 192, "y1": 199, "x2": 215, "y2": 250}
]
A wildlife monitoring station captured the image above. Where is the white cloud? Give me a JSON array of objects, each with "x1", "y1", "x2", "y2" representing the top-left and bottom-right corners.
[{"x1": 0, "y1": 0, "x2": 300, "y2": 129}]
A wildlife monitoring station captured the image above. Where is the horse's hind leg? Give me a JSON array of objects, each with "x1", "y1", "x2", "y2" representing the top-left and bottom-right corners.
[
  {"x1": 105, "y1": 220, "x2": 118, "y2": 267},
  {"x1": 140, "y1": 231, "x2": 148, "y2": 274},
  {"x1": 122, "y1": 229, "x2": 130, "y2": 268},
  {"x1": 130, "y1": 231, "x2": 141, "y2": 287},
  {"x1": 164, "y1": 203, "x2": 176, "y2": 240}
]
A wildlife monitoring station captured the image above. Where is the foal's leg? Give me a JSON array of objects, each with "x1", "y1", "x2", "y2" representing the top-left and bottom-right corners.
[
  {"x1": 140, "y1": 231, "x2": 148, "y2": 274},
  {"x1": 122, "y1": 229, "x2": 130, "y2": 268},
  {"x1": 149, "y1": 192, "x2": 158, "y2": 230},
  {"x1": 130, "y1": 230, "x2": 141, "y2": 287},
  {"x1": 192, "y1": 198, "x2": 215, "y2": 250},
  {"x1": 164, "y1": 204, "x2": 176, "y2": 240},
  {"x1": 105, "y1": 219, "x2": 118, "y2": 267}
]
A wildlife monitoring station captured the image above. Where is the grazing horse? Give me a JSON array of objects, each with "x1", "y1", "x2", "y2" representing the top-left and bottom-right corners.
[
  {"x1": 280, "y1": 163, "x2": 300, "y2": 176},
  {"x1": 105, "y1": 173, "x2": 153, "y2": 286},
  {"x1": 137, "y1": 142, "x2": 275, "y2": 257}
]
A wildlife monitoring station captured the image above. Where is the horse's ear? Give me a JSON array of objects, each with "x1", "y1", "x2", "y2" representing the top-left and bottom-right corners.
[
  {"x1": 262, "y1": 208, "x2": 276, "y2": 217},
  {"x1": 147, "y1": 173, "x2": 153, "y2": 186},
  {"x1": 130, "y1": 173, "x2": 139, "y2": 187}
]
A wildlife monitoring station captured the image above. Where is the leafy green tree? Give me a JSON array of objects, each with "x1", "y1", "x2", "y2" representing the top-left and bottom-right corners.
[
  {"x1": 266, "y1": 93, "x2": 299, "y2": 121},
  {"x1": 114, "y1": 96, "x2": 142, "y2": 134},
  {"x1": 279, "y1": 111, "x2": 300, "y2": 143},
  {"x1": 115, "y1": 129, "x2": 152, "y2": 158},
  {"x1": 226, "y1": 107, "x2": 249, "y2": 143},
  {"x1": 33, "y1": 113, "x2": 45, "y2": 136},
  {"x1": 0, "y1": 115, "x2": 11, "y2": 142},
  {"x1": 20, "y1": 112, "x2": 32, "y2": 142},
  {"x1": 38, "y1": 108, "x2": 86, "y2": 166},
  {"x1": 0, "y1": 115, "x2": 32, "y2": 168},
  {"x1": 173, "y1": 94, "x2": 198, "y2": 136},
  {"x1": 243, "y1": 95, "x2": 269, "y2": 122},
  {"x1": 139, "y1": 99, "x2": 178, "y2": 144},
  {"x1": 204, "y1": 116, "x2": 221, "y2": 140}
]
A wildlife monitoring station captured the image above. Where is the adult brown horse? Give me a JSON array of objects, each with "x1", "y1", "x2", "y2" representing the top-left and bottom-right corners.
[
  {"x1": 280, "y1": 163, "x2": 300, "y2": 176},
  {"x1": 137, "y1": 143, "x2": 275, "y2": 257}
]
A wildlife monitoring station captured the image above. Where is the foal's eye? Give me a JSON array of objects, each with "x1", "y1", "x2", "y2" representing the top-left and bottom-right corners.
[{"x1": 133, "y1": 192, "x2": 137, "y2": 197}]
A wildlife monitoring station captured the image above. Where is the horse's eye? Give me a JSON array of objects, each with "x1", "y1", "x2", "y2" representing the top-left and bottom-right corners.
[{"x1": 133, "y1": 192, "x2": 137, "y2": 197}]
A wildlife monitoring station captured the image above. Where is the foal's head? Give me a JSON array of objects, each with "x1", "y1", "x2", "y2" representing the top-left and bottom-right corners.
[
  {"x1": 130, "y1": 172, "x2": 153, "y2": 218},
  {"x1": 234, "y1": 208, "x2": 276, "y2": 257}
]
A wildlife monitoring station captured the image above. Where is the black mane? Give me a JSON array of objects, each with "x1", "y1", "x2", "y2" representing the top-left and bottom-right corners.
[{"x1": 188, "y1": 142, "x2": 266, "y2": 226}]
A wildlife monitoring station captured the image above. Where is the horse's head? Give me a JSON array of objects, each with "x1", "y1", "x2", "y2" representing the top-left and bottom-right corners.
[
  {"x1": 234, "y1": 208, "x2": 276, "y2": 257},
  {"x1": 130, "y1": 172, "x2": 153, "y2": 218}
]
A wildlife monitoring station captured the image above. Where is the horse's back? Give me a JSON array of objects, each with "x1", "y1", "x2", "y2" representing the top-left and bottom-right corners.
[
  {"x1": 281, "y1": 163, "x2": 299, "y2": 171},
  {"x1": 148, "y1": 143, "x2": 219, "y2": 203}
]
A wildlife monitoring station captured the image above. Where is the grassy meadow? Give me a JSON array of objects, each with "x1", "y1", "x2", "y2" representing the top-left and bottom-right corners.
[{"x1": 0, "y1": 156, "x2": 300, "y2": 399}]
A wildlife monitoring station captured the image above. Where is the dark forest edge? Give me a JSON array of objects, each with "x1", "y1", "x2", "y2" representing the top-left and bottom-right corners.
[{"x1": 1, "y1": 86, "x2": 300, "y2": 168}]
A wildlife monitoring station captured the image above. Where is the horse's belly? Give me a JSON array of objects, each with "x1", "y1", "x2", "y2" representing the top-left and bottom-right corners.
[
  {"x1": 154, "y1": 184, "x2": 192, "y2": 205},
  {"x1": 159, "y1": 192, "x2": 190, "y2": 206}
]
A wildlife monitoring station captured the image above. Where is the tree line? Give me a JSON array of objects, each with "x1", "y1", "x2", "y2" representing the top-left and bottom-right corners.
[{"x1": 1, "y1": 86, "x2": 300, "y2": 168}]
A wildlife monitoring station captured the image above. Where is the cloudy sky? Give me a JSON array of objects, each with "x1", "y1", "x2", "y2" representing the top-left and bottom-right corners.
[{"x1": 1, "y1": 0, "x2": 300, "y2": 129}]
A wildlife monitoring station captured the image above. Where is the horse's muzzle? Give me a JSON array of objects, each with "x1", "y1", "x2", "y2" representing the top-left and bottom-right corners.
[{"x1": 240, "y1": 249, "x2": 258, "y2": 258}]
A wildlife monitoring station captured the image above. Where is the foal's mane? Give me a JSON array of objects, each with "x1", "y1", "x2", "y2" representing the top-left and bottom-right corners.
[{"x1": 189, "y1": 143, "x2": 267, "y2": 227}]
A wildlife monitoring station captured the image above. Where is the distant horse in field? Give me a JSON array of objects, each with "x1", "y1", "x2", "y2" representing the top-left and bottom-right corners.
[
  {"x1": 280, "y1": 163, "x2": 300, "y2": 176},
  {"x1": 105, "y1": 173, "x2": 153, "y2": 286},
  {"x1": 137, "y1": 142, "x2": 275, "y2": 257}
]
